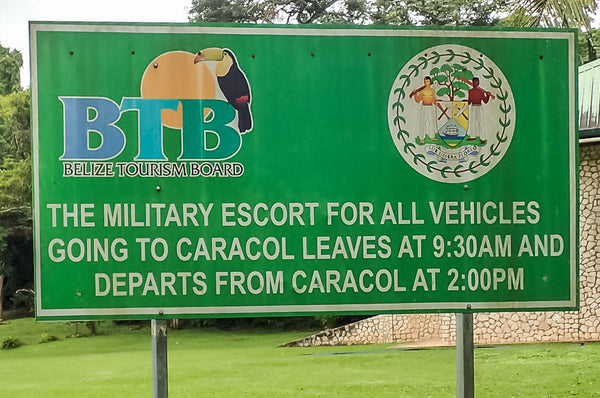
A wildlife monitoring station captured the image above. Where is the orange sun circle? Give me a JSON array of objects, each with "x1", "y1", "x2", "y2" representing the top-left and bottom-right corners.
[{"x1": 140, "y1": 51, "x2": 215, "y2": 129}]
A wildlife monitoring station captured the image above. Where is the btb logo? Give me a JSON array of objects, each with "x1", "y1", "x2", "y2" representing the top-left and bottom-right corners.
[
  {"x1": 388, "y1": 44, "x2": 515, "y2": 183},
  {"x1": 60, "y1": 48, "x2": 253, "y2": 162}
]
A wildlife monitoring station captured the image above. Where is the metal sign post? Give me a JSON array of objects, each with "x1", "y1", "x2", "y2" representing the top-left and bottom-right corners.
[
  {"x1": 151, "y1": 319, "x2": 168, "y2": 398},
  {"x1": 456, "y1": 312, "x2": 474, "y2": 398}
]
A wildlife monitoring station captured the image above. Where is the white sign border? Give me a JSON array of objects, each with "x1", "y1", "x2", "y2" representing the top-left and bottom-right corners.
[{"x1": 30, "y1": 22, "x2": 578, "y2": 319}]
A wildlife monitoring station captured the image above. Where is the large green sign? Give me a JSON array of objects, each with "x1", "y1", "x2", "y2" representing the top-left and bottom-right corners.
[{"x1": 31, "y1": 23, "x2": 578, "y2": 320}]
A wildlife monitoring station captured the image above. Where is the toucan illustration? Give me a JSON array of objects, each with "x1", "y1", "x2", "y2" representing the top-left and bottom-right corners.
[{"x1": 194, "y1": 48, "x2": 253, "y2": 133}]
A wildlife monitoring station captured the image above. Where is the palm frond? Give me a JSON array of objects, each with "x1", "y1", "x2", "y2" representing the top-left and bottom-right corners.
[{"x1": 506, "y1": 0, "x2": 596, "y2": 29}]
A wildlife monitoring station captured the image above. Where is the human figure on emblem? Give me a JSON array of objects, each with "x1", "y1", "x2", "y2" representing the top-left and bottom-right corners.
[
  {"x1": 410, "y1": 76, "x2": 438, "y2": 144},
  {"x1": 460, "y1": 76, "x2": 494, "y2": 147}
]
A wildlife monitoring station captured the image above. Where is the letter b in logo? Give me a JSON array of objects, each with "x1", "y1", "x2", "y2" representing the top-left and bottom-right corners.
[{"x1": 60, "y1": 97, "x2": 126, "y2": 160}]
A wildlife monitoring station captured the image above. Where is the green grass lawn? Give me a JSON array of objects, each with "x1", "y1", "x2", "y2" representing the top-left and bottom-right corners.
[{"x1": 1, "y1": 318, "x2": 600, "y2": 397}]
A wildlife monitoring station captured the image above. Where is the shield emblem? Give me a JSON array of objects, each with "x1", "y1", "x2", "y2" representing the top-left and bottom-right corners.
[{"x1": 436, "y1": 100, "x2": 468, "y2": 147}]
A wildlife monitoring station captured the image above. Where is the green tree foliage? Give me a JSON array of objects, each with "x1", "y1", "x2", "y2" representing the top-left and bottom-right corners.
[
  {"x1": 188, "y1": 0, "x2": 507, "y2": 25},
  {"x1": 0, "y1": 43, "x2": 30, "y2": 317},
  {"x1": 0, "y1": 44, "x2": 23, "y2": 96},
  {"x1": 0, "y1": 44, "x2": 29, "y2": 211},
  {"x1": 579, "y1": 29, "x2": 600, "y2": 64},
  {"x1": 393, "y1": 0, "x2": 507, "y2": 26},
  {"x1": 189, "y1": 0, "x2": 373, "y2": 24},
  {"x1": 189, "y1": 0, "x2": 274, "y2": 23},
  {"x1": 504, "y1": 0, "x2": 596, "y2": 29},
  {"x1": 0, "y1": 90, "x2": 30, "y2": 160},
  {"x1": 0, "y1": 90, "x2": 31, "y2": 210},
  {"x1": 368, "y1": 0, "x2": 410, "y2": 24},
  {"x1": 0, "y1": 234, "x2": 33, "y2": 317},
  {"x1": 0, "y1": 158, "x2": 31, "y2": 210}
]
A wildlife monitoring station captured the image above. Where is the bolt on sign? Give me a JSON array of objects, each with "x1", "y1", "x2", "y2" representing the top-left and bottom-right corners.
[{"x1": 30, "y1": 23, "x2": 578, "y2": 320}]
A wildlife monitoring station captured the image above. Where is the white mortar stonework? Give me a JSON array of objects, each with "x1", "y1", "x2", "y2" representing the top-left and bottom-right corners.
[{"x1": 287, "y1": 143, "x2": 599, "y2": 347}]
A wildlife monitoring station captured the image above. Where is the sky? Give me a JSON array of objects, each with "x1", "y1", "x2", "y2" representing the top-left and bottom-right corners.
[{"x1": 0, "y1": 0, "x2": 191, "y2": 88}]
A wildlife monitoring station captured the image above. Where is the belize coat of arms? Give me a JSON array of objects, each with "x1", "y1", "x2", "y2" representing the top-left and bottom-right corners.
[{"x1": 388, "y1": 44, "x2": 516, "y2": 183}]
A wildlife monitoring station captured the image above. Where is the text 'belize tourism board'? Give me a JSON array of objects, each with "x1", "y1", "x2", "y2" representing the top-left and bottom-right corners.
[{"x1": 31, "y1": 23, "x2": 577, "y2": 319}]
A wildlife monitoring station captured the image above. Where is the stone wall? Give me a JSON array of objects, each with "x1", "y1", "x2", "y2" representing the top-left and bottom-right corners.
[{"x1": 287, "y1": 143, "x2": 600, "y2": 347}]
